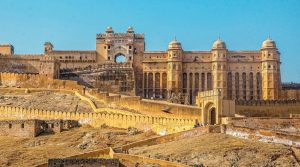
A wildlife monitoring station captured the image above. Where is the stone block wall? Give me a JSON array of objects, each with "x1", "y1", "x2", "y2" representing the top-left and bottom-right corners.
[
  {"x1": 0, "y1": 105, "x2": 195, "y2": 135},
  {"x1": 235, "y1": 100, "x2": 300, "y2": 117},
  {"x1": 48, "y1": 158, "x2": 119, "y2": 167},
  {"x1": 0, "y1": 119, "x2": 42, "y2": 137},
  {"x1": 88, "y1": 89, "x2": 202, "y2": 120}
]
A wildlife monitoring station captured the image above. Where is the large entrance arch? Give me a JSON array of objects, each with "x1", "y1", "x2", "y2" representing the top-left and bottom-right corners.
[{"x1": 115, "y1": 53, "x2": 126, "y2": 63}]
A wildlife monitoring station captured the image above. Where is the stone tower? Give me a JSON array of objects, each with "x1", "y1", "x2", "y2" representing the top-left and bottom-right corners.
[
  {"x1": 96, "y1": 26, "x2": 145, "y2": 96},
  {"x1": 39, "y1": 56, "x2": 60, "y2": 79},
  {"x1": 261, "y1": 37, "x2": 281, "y2": 100},
  {"x1": 95, "y1": 26, "x2": 145, "y2": 63},
  {"x1": 167, "y1": 38, "x2": 183, "y2": 96},
  {"x1": 211, "y1": 38, "x2": 228, "y2": 99}
]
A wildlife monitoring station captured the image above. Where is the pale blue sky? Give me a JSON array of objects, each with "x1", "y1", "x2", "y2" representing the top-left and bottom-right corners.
[{"x1": 0, "y1": 0, "x2": 299, "y2": 82}]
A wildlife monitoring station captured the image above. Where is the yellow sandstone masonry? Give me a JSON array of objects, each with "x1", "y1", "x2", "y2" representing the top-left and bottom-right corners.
[{"x1": 0, "y1": 105, "x2": 195, "y2": 134}]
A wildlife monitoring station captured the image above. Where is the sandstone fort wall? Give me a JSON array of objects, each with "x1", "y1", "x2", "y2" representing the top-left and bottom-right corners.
[
  {"x1": 89, "y1": 90, "x2": 201, "y2": 119},
  {"x1": 0, "y1": 106, "x2": 195, "y2": 134}
]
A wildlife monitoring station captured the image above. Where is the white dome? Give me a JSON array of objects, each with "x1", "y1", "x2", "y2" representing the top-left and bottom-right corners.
[
  {"x1": 168, "y1": 37, "x2": 182, "y2": 50},
  {"x1": 212, "y1": 38, "x2": 226, "y2": 49},
  {"x1": 262, "y1": 37, "x2": 276, "y2": 49},
  {"x1": 106, "y1": 26, "x2": 114, "y2": 33},
  {"x1": 127, "y1": 26, "x2": 134, "y2": 33}
]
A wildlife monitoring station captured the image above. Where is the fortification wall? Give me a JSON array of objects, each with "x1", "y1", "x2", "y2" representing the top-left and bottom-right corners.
[
  {"x1": 0, "y1": 106, "x2": 195, "y2": 134},
  {"x1": 48, "y1": 158, "x2": 119, "y2": 167},
  {"x1": 281, "y1": 89, "x2": 300, "y2": 100},
  {"x1": 0, "y1": 57, "x2": 40, "y2": 74},
  {"x1": 235, "y1": 100, "x2": 300, "y2": 117},
  {"x1": 88, "y1": 90, "x2": 201, "y2": 119}
]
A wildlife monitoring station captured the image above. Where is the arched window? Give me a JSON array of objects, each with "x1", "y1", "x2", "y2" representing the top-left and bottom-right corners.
[
  {"x1": 148, "y1": 73, "x2": 153, "y2": 98},
  {"x1": 195, "y1": 73, "x2": 200, "y2": 91},
  {"x1": 183, "y1": 73, "x2": 187, "y2": 93},
  {"x1": 256, "y1": 72, "x2": 262, "y2": 100},
  {"x1": 249, "y1": 72, "x2": 254, "y2": 100},
  {"x1": 227, "y1": 72, "x2": 233, "y2": 99},
  {"x1": 207, "y1": 73, "x2": 212, "y2": 90},
  {"x1": 242, "y1": 72, "x2": 247, "y2": 100},
  {"x1": 235, "y1": 72, "x2": 239, "y2": 99}
]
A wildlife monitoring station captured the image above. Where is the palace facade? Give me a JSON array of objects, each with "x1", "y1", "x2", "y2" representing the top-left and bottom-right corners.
[{"x1": 0, "y1": 26, "x2": 295, "y2": 104}]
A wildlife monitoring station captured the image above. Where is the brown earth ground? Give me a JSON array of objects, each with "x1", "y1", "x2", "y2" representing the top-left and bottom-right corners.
[
  {"x1": 129, "y1": 133, "x2": 300, "y2": 167},
  {"x1": 0, "y1": 125, "x2": 157, "y2": 167},
  {"x1": 0, "y1": 90, "x2": 98, "y2": 113}
]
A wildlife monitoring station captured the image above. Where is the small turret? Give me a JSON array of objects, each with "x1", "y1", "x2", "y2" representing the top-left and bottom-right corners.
[
  {"x1": 167, "y1": 37, "x2": 183, "y2": 61},
  {"x1": 105, "y1": 26, "x2": 114, "y2": 33},
  {"x1": 212, "y1": 38, "x2": 227, "y2": 50},
  {"x1": 44, "y1": 42, "x2": 53, "y2": 53},
  {"x1": 127, "y1": 26, "x2": 134, "y2": 33}
]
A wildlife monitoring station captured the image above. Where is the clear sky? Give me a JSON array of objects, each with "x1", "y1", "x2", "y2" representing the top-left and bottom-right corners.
[{"x1": 1, "y1": 0, "x2": 300, "y2": 82}]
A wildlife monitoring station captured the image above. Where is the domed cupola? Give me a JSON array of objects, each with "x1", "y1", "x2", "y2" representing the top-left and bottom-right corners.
[
  {"x1": 127, "y1": 26, "x2": 134, "y2": 33},
  {"x1": 212, "y1": 38, "x2": 227, "y2": 50},
  {"x1": 105, "y1": 26, "x2": 114, "y2": 33},
  {"x1": 168, "y1": 37, "x2": 182, "y2": 50},
  {"x1": 262, "y1": 37, "x2": 276, "y2": 49}
]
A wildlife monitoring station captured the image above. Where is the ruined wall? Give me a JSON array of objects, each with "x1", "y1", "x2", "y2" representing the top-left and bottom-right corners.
[
  {"x1": 222, "y1": 117, "x2": 300, "y2": 148},
  {"x1": 0, "y1": 119, "x2": 41, "y2": 137},
  {"x1": 0, "y1": 73, "x2": 84, "y2": 91},
  {"x1": 225, "y1": 125, "x2": 300, "y2": 148},
  {"x1": 0, "y1": 106, "x2": 195, "y2": 134},
  {"x1": 235, "y1": 100, "x2": 300, "y2": 117},
  {"x1": 227, "y1": 117, "x2": 300, "y2": 134},
  {"x1": 48, "y1": 158, "x2": 119, "y2": 167}
]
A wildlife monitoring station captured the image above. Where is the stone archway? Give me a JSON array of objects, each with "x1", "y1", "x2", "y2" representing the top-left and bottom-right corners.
[
  {"x1": 115, "y1": 53, "x2": 126, "y2": 63},
  {"x1": 202, "y1": 101, "x2": 219, "y2": 125}
]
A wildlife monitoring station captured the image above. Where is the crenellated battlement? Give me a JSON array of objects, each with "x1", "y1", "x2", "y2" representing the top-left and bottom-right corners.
[{"x1": 235, "y1": 99, "x2": 300, "y2": 106}]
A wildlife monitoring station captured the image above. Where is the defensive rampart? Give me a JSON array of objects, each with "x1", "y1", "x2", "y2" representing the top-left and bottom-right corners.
[
  {"x1": 235, "y1": 100, "x2": 300, "y2": 117},
  {"x1": 0, "y1": 105, "x2": 195, "y2": 135},
  {"x1": 88, "y1": 90, "x2": 202, "y2": 119}
]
